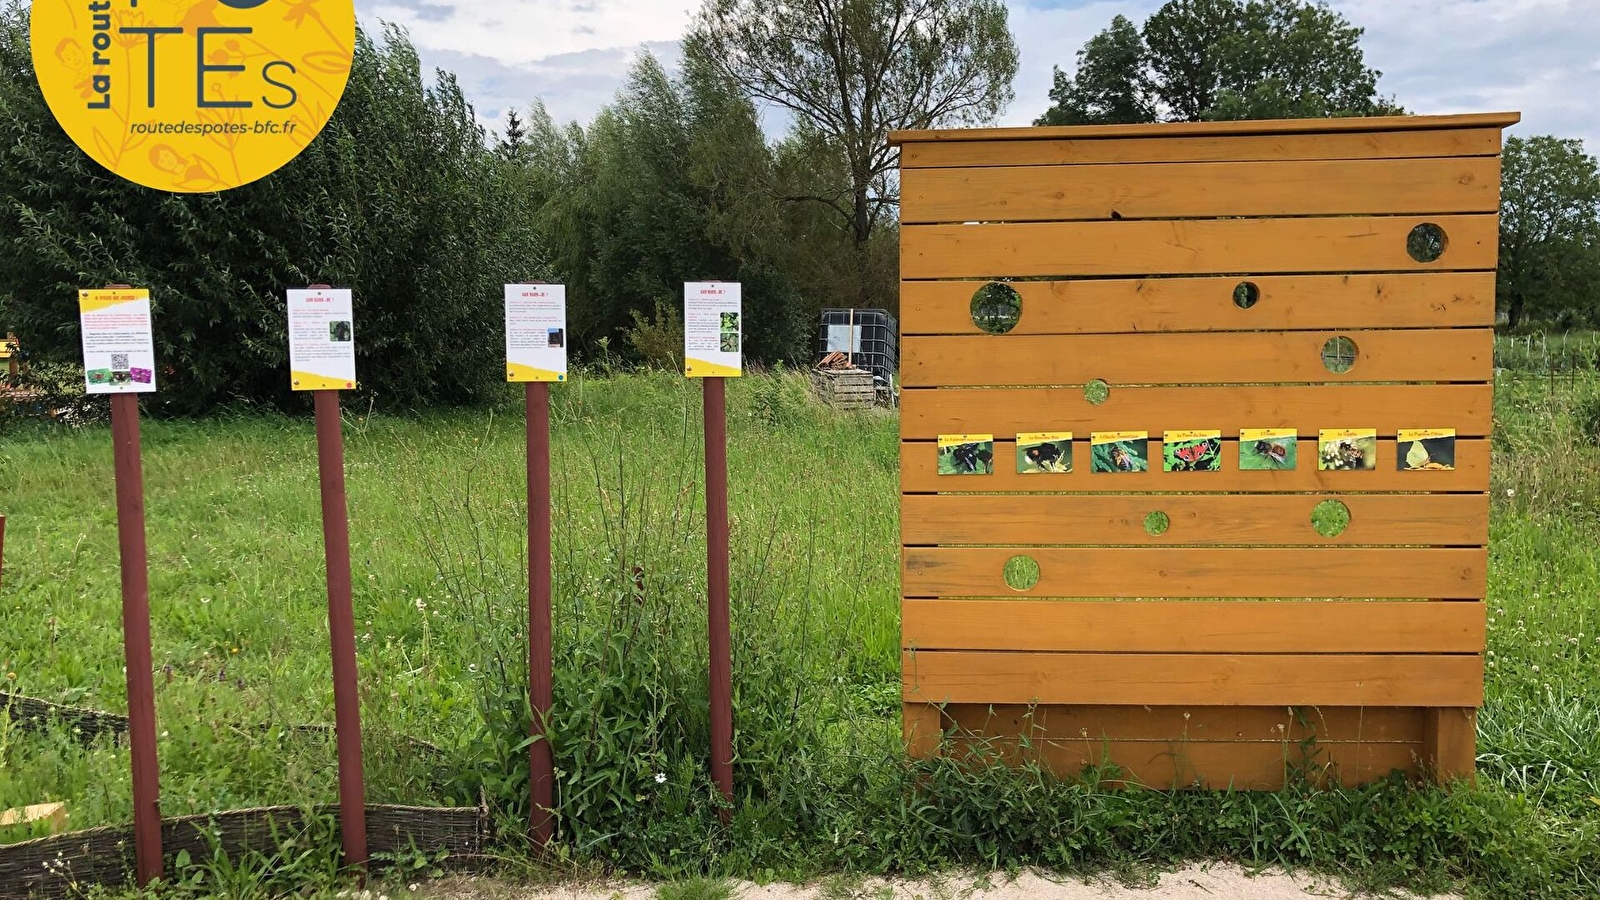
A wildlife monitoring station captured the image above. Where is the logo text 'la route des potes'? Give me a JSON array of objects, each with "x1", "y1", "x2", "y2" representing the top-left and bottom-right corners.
[{"x1": 31, "y1": 0, "x2": 355, "y2": 193}]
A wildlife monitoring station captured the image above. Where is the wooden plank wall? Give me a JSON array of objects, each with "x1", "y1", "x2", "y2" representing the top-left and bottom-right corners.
[{"x1": 895, "y1": 115, "x2": 1512, "y2": 789}]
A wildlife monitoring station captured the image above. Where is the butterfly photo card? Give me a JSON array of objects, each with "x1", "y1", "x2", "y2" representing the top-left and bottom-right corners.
[
  {"x1": 1398, "y1": 428, "x2": 1456, "y2": 471},
  {"x1": 1163, "y1": 429, "x2": 1222, "y2": 472}
]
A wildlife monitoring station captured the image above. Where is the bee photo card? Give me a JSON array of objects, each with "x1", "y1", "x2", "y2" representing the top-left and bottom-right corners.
[
  {"x1": 1398, "y1": 428, "x2": 1456, "y2": 471},
  {"x1": 937, "y1": 434, "x2": 995, "y2": 475},
  {"x1": 1240, "y1": 428, "x2": 1297, "y2": 470},
  {"x1": 1162, "y1": 430, "x2": 1222, "y2": 472},
  {"x1": 1318, "y1": 428, "x2": 1378, "y2": 471},
  {"x1": 1017, "y1": 432, "x2": 1073, "y2": 474},
  {"x1": 1090, "y1": 431, "x2": 1149, "y2": 473}
]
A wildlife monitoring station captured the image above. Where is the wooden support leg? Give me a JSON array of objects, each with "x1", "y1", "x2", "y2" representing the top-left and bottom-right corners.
[
  {"x1": 903, "y1": 703, "x2": 943, "y2": 758},
  {"x1": 1423, "y1": 707, "x2": 1476, "y2": 785}
]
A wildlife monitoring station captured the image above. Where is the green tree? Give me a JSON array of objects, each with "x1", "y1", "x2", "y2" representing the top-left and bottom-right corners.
[
  {"x1": 1039, "y1": 0, "x2": 1400, "y2": 125},
  {"x1": 1036, "y1": 15, "x2": 1153, "y2": 126},
  {"x1": 498, "y1": 108, "x2": 529, "y2": 163},
  {"x1": 530, "y1": 53, "x2": 806, "y2": 364},
  {"x1": 685, "y1": 0, "x2": 1018, "y2": 260},
  {"x1": 0, "y1": 4, "x2": 544, "y2": 413},
  {"x1": 1499, "y1": 136, "x2": 1600, "y2": 330}
]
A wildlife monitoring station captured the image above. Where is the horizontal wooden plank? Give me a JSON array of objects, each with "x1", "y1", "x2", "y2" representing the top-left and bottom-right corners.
[
  {"x1": 901, "y1": 439, "x2": 1491, "y2": 493},
  {"x1": 902, "y1": 329, "x2": 1492, "y2": 387},
  {"x1": 896, "y1": 113, "x2": 1516, "y2": 145},
  {"x1": 901, "y1": 384, "x2": 1494, "y2": 438},
  {"x1": 901, "y1": 547, "x2": 1487, "y2": 598},
  {"x1": 902, "y1": 600, "x2": 1486, "y2": 653},
  {"x1": 934, "y1": 733, "x2": 1422, "y2": 789},
  {"x1": 899, "y1": 128, "x2": 1505, "y2": 168},
  {"x1": 902, "y1": 651, "x2": 1484, "y2": 706},
  {"x1": 900, "y1": 273, "x2": 1496, "y2": 335},
  {"x1": 902, "y1": 216, "x2": 1498, "y2": 280},
  {"x1": 901, "y1": 494, "x2": 1488, "y2": 546},
  {"x1": 902, "y1": 158, "x2": 1500, "y2": 223},
  {"x1": 934, "y1": 703, "x2": 1426, "y2": 743},
  {"x1": 889, "y1": 112, "x2": 1520, "y2": 146}
]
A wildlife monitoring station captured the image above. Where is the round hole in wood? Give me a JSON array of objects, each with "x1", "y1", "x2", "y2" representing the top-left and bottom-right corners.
[
  {"x1": 1144, "y1": 510, "x2": 1170, "y2": 536},
  {"x1": 1312, "y1": 499, "x2": 1351, "y2": 538},
  {"x1": 971, "y1": 282, "x2": 1022, "y2": 334},
  {"x1": 1407, "y1": 223, "x2": 1448, "y2": 263},
  {"x1": 1084, "y1": 379, "x2": 1110, "y2": 405},
  {"x1": 1321, "y1": 336, "x2": 1358, "y2": 374},
  {"x1": 1233, "y1": 281, "x2": 1260, "y2": 309},
  {"x1": 1003, "y1": 554, "x2": 1040, "y2": 591}
]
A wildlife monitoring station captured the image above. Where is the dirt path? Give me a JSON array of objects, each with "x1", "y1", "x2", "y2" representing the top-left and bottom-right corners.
[{"x1": 418, "y1": 865, "x2": 1459, "y2": 900}]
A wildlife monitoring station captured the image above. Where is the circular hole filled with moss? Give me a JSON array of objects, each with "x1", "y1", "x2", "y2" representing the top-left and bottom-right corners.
[
  {"x1": 1311, "y1": 499, "x2": 1351, "y2": 538},
  {"x1": 1003, "y1": 554, "x2": 1041, "y2": 591}
]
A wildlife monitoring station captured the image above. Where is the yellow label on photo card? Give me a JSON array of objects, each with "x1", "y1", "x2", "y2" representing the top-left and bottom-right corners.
[{"x1": 937, "y1": 434, "x2": 995, "y2": 476}]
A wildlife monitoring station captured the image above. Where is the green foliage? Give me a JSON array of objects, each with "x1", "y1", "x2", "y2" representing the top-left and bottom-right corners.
[
  {"x1": 1038, "y1": 0, "x2": 1400, "y2": 125},
  {"x1": 1499, "y1": 136, "x2": 1600, "y2": 331},
  {"x1": 531, "y1": 55, "x2": 807, "y2": 366},
  {"x1": 1037, "y1": 16, "x2": 1154, "y2": 126},
  {"x1": 0, "y1": 5, "x2": 545, "y2": 414},
  {"x1": 626, "y1": 301, "x2": 688, "y2": 372},
  {"x1": 658, "y1": 878, "x2": 736, "y2": 900}
]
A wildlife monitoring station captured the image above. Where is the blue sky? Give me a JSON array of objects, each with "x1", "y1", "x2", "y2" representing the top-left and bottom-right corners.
[{"x1": 356, "y1": 0, "x2": 1600, "y2": 149}]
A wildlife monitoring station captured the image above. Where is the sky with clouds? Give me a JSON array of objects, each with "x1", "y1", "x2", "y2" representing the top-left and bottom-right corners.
[{"x1": 356, "y1": 0, "x2": 1600, "y2": 149}]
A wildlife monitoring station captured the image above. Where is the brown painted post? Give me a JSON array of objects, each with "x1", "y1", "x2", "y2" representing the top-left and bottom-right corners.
[
  {"x1": 526, "y1": 381, "x2": 554, "y2": 847},
  {"x1": 110, "y1": 390, "x2": 163, "y2": 886},
  {"x1": 703, "y1": 376, "x2": 733, "y2": 808},
  {"x1": 305, "y1": 282, "x2": 367, "y2": 872}
]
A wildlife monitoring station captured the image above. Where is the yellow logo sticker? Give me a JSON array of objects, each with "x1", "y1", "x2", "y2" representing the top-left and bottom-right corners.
[{"x1": 31, "y1": 0, "x2": 355, "y2": 193}]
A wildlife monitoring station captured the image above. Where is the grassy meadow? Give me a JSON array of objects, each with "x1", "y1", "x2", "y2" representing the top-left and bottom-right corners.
[{"x1": 2, "y1": 367, "x2": 1599, "y2": 897}]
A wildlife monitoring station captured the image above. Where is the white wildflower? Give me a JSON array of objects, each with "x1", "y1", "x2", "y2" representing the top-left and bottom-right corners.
[{"x1": 654, "y1": 772, "x2": 667, "y2": 784}]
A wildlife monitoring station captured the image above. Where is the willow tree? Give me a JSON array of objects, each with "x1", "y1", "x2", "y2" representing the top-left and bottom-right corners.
[{"x1": 686, "y1": 0, "x2": 1018, "y2": 255}]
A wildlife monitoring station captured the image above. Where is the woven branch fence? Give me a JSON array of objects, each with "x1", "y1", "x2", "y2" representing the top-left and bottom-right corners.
[
  {"x1": 3, "y1": 692, "x2": 490, "y2": 898},
  {"x1": 0, "y1": 803, "x2": 490, "y2": 899},
  {"x1": 1, "y1": 690, "x2": 448, "y2": 760}
]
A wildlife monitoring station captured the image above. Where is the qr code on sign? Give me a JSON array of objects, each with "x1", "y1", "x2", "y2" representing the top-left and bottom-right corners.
[{"x1": 111, "y1": 353, "x2": 129, "y2": 371}]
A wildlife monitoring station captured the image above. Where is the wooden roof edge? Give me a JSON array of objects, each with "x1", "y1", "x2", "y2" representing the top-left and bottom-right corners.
[{"x1": 887, "y1": 112, "x2": 1522, "y2": 146}]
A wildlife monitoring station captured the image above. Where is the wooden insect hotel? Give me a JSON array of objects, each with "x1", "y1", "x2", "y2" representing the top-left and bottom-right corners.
[{"x1": 894, "y1": 112, "x2": 1517, "y2": 787}]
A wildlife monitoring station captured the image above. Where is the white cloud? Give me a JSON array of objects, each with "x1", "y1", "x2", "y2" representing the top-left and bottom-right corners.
[
  {"x1": 364, "y1": 0, "x2": 691, "y2": 63},
  {"x1": 357, "y1": 0, "x2": 1600, "y2": 148}
]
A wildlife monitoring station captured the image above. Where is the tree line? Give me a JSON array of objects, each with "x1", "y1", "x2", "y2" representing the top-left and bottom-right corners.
[{"x1": 2, "y1": 0, "x2": 1596, "y2": 413}]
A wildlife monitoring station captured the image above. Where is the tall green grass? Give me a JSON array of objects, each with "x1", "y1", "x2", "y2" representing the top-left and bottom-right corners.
[{"x1": 2, "y1": 369, "x2": 1599, "y2": 897}]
